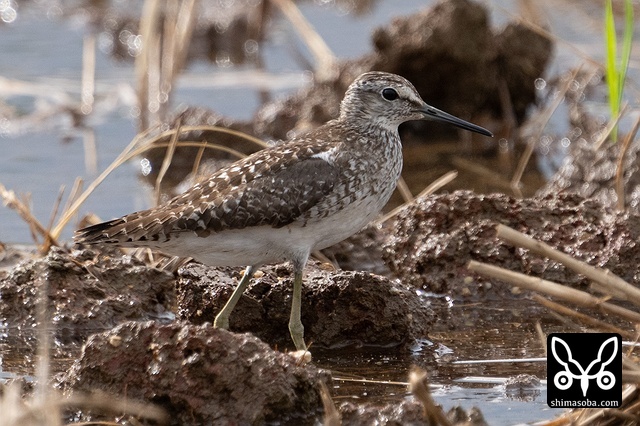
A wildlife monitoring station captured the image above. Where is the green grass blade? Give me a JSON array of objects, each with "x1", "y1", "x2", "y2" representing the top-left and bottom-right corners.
[{"x1": 604, "y1": 0, "x2": 619, "y2": 119}]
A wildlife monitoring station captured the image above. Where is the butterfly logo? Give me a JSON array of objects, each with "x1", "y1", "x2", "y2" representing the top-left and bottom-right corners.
[{"x1": 551, "y1": 336, "x2": 618, "y2": 397}]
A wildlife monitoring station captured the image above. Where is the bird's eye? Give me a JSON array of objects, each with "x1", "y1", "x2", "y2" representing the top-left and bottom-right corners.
[{"x1": 382, "y1": 88, "x2": 399, "y2": 101}]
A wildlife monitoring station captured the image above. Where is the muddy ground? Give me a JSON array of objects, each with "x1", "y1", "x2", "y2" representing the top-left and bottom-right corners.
[{"x1": 2, "y1": 0, "x2": 638, "y2": 425}]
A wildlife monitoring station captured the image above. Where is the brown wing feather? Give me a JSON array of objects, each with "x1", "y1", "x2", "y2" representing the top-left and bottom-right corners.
[{"x1": 74, "y1": 138, "x2": 340, "y2": 246}]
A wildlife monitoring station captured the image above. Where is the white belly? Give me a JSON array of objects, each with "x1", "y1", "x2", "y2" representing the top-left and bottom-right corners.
[{"x1": 151, "y1": 193, "x2": 385, "y2": 267}]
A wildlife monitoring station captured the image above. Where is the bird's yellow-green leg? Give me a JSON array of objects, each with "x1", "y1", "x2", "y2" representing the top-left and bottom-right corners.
[
  {"x1": 214, "y1": 265, "x2": 256, "y2": 330},
  {"x1": 288, "y1": 259, "x2": 307, "y2": 351}
]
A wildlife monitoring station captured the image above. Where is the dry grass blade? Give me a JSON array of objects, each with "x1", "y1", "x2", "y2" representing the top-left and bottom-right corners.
[
  {"x1": 0, "y1": 183, "x2": 58, "y2": 247},
  {"x1": 451, "y1": 157, "x2": 513, "y2": 192},
  {"x1": 50, "y1": 124, "x2": 266, "y2": 240},
  {"x1": 148, "y1": 125, "x2": 269, "y2": 150},
  {"x1": 61, "y1": 177, "x2": 84, "y2": 219},
  {"x1": 319, "y1": 381, "x2": 341, "y2": 426},
  {"x1": 396, "y1": 176, "x2": 413, "y2": 204},
  {"x1": 467, "y1": 260, "x2": 640, "y2": 323},
  {"x1": 50, "y1": 127, "x2": 156, "y2": 239},
  {"x1": 532, "y1": 294, "x2": 633, "y2": 338},
  {"x1": 376, "y1": 170, "x2": 458, "y2": 225},
  {"x1": 6, "y1": 392, "x2": 168, "y2": 426},
  {"x1": 81, "y1": 32, "x2": 95, "y2": 115},
  {"x1": 135, "y1": 0, "x2": 161, "y2": 131},
  {"x1": 191, "y1": 141, "x2": 207, "y2": 176},
  {"x1": 409, "y1": 367, "x2": 452, "y2": 426},
  {"x1": 569, "y1": 386, "x2": 638, "y2": 426},
  {"x1": 270, "y1": 0, "x2": 337, "y2": 80},
  {"x1": 154, "y1": 118, "x2": 182, "y2": 205},
  {"x1": 41, "y1": 185, "x2": 66, "y2": 253},
  {"x1": 496, "y1": 224, "x2": 640, "y2": 305},
  {"x1": 593, "y1": 102, "x2": 629, "y2": 151}
]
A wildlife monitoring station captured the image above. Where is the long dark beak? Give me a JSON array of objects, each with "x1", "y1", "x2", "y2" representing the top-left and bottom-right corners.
[{"x1": 417, "y1": 104, "x2": 493, "y2": 137}]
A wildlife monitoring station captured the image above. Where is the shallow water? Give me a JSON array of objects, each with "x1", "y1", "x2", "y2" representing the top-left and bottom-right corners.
[
  {"x1": 1, "y1": 1, "x2": 639, "y2": 424},
  {"x1": 3, "y1": 0, "x2": 640, "y2": 244},
  {"x1": 0, "y1": 293, "x2": 558, "y2": 425}
]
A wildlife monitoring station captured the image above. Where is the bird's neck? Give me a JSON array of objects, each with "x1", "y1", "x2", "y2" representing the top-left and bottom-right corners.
[{"x1": 339, "y1": 109, "x2": 402, "y2": 134}]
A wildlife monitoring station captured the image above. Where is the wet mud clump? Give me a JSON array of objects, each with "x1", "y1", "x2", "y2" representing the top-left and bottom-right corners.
[
  {"x1": 540, "y1": 137, "x2": 640, "y2": 214},
  {"x1": 61, "y1": 320, "x2": 326, "y2": 425},
  {"x1": 177, "y1": 261, "x2": 434, "y2": 349},
  {"x1": 384, "y1": 190, "x2": 640, "y2": 299},
  {"x1": 0, "y1": 246, "x2": 175, "y2": 347}
]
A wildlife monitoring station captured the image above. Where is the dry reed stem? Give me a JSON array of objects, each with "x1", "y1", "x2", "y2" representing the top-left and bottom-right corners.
[
  {"x1": 50, "y1": 125, "x2": 266, "y2": 241},
  {"x1": 159, "y1": 0, "x2": 198, "y2": 120},
  {"x1": 593, "y1": 102, "x2": 630, "y2": 151},
  {"x1": 532, "y1": 294, "x2": 633, "y2": 338},
  {"x1": 50, "y1": 126, "x2": 155, "y2": 239},
  {"x1": 376, "y1": 170, "x2": 458, "y2": 224},
  {"x1": 135, "y1": 0, "x2": 161, "y2": 131},
  {"x1": 623, "y1": 371, "x2": 640, "y2": 383},
  {"x1": 7, "y1": 392, "x2": 168, "y2": 426},
  {"x1": 149, "y1": 125, "x2": 269, "y2": 149},
  {"x1": 154, "y1": 118, "x2": 182, "y2": 205},
  {"x1": 61, "y1": 178, "x2": 84, "y2": 220},
  {"x1": 41, "y1": 185, "x2": 66, "y2": 253},
  {"x1": 34, "y1": 265, "x2": 53, "y2": 421},
  {"x1": 0, "y1": 183, "x2": 58, "y2": 247},
  {"x1": 172, "y1": 0, "x2": 198, "y2": 77},
  {"x1": 571, "y1": 386, "x2": 638, "y2": 426},
  {"x1": 191, "y1": 139, "x2": 207, "y2": 176},
  {"x1": 396, "y1": 176, "x2": 413, "y2": 204},
  {"x1": 269, "y1": 0, "x2": 337, "y2": 80},
  {"x1": 82, "y1": 129, "x2": 98, "y2": 175},
  {"x1": 319, "y1": 381, "x2": 340, "y2": 426},
  {"x1": 450, "y1": 157, "x2": 513, "y2": 191},
  {"x1": 467, "y1": 260, "x2": 640, "y2": 323},
  {"x1": 535, "y1": 321, "x2": 547, "y2": 356},
  {"x1": 81, "y1": 32, "x2": 95, "y2": 115},
  {"x1": 615, "y1": 114, "x2": 640, "y2": 211},
  {"x1": 497, "y1": 79, "x2": 518, "y2": 138},
  {"x1": 409, "y1": 367, "x2": 452, "y2": 426},
  {"x1": 496, "y1": 224, "x2": 640, "y2": 305}
]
